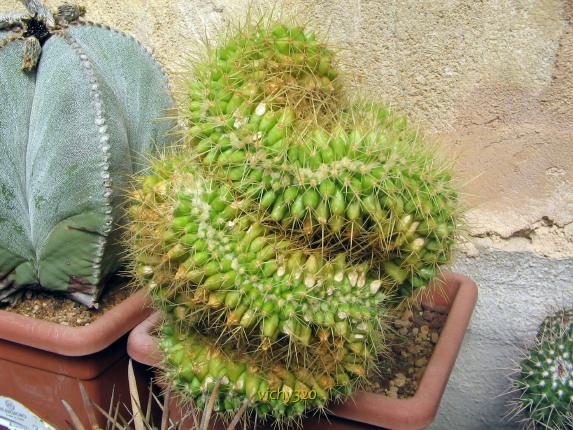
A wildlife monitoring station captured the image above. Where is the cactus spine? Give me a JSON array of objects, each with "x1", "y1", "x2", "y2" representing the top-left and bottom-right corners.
[
  {"x1": 129, "y1": 154, "x2": 386, "y2": 423},
  {"x1": 0, "y1": 1, "x2": 175, "y2": 306},
  {"x1": 180, "y1": 14, "x2": 460, "y2": 300}
]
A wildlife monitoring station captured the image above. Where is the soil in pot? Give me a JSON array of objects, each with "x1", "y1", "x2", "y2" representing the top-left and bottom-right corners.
[
  {"x1": 0, "y1": 276, "x2": 132, "y2": 326},
  {"x1": 372, "y1": 303, "x2": 447, "y2": 399}
]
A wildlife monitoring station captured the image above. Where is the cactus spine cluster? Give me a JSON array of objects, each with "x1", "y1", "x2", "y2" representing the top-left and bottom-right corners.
[
  {"x1": 0, "y1": 1, "x2": 175, "y2": 306},
  {"x1": 509, "y1": 309, "x2": 573, "y2": 429},
  {"x1": 127, "y1": 10, "x2": 461, "y2": 427}
]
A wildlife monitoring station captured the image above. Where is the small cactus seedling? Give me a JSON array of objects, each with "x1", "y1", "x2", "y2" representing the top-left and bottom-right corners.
[
  {"x1": 508, "y1": 308, "x2": 573, "y2": 429},
  {"x1": 0, "y1": 0, "x2": 176, "y2": 306}
]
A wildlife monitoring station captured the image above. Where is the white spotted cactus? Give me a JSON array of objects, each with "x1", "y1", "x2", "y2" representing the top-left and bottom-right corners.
[
  {"x1": 0, "y1": 1, "x2": 175, "y2": 306},
  {"x1": 508, "y1": 309, "x2": 573, "y2": 429}
]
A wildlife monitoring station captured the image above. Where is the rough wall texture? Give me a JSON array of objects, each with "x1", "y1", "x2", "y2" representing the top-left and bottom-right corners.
[
  {"x1": 2, "y1": 0, "x2": 571, "y2": 257},
  {"x1": 2, "y1": 0, "x2": 573, "y2": 428},
  {"x1": 430, "y1": 249, "x2": 573, "y2": 430},
  {"x1": 0, "y1": 0, "x2": 573, "y2": 257}
]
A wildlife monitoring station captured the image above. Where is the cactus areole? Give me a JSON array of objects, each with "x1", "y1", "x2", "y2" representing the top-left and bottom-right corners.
[{"x1": 0, "y1": 1, "x2": 175, "y2": 307}]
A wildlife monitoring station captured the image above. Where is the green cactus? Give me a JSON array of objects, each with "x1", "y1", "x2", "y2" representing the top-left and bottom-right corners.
[
  {"x1": 178, "y1": 14, "x2": 460, "y2": 300},
  {"x1": 126, "y1": 10, "x2": 462, "y2": 427},
  {"x1": 509, "y1": 309, "x2": 573, "y2": 429},
  {"x1": 128, "y1": 153, "x2": 388, "y2": 424},
  {"x1": 159, "y1": 321, "x2": 374, "y2": 424},
  {"x1": 182, "y1": 16, "x2": 342, "y2": 138},
  {"x1": 0, "y1": 1, "x2": 175, "y2": 306}
]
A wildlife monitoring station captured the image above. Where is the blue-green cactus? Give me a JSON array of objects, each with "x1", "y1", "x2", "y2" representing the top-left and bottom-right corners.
[
  {"x1": 0, "y1": 1, "x2": 175, "y2": 307},
  {"x1": 509, "y1": 309, "x2": 573, "y2": 429}
]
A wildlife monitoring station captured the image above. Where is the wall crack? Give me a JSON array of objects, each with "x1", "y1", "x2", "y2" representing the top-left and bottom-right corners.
[{"x1": 466, "y1": 217, "x2": 573, "y2": 259}]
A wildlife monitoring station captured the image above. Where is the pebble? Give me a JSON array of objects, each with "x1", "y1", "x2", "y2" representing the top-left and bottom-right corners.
[
  {"x1": 407, "y1": 345, "x2": 420, "y2": 354},
  {"x1": 393, "y1": 373, "x2": 407, "y2": 387},
  {"x1": 415, "y1": 357, "x2": 428, "y2": 368},
  {"x1": 401, "y1": 310, "x2": 414, "y2": 320},
  {"x1": 430, "y1": 314, "x2": 448, "y2": 329},
  {"x1": 412, "y1": 313, "x2": 426, "y2": 327},
  {"x1": 386, "y1": 385, "x2": 399, "y2": 399},
  {"x1": 431, "y1": 332, "x2": 439, "y2": 344},
  {"x1": 422, "y1": 310, "x2": 434, "y2": 321},
  {"x1": 394, "y1": 319, "x2": 411, "y2": 328}
]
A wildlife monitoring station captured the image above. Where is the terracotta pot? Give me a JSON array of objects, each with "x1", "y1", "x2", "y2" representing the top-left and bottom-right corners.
[
  {"x1": 0, "y1": 288, "x2": 154, "y2": 430},
  {"x1": 127, "y1": 272, "x2": 477, "y2": 430}
]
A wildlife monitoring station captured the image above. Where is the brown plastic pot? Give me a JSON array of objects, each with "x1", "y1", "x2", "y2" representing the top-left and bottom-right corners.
[
  {"x1": 127, "y1": 272, "x2": 477, "y2": 430},
  {"x1": 0, "y1": 288, "x2": 154, "y2": 430}
]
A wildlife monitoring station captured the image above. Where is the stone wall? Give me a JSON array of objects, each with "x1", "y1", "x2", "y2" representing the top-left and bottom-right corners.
[{"x1": 3, "y1": 0, "x2": 572, "y2": 428}]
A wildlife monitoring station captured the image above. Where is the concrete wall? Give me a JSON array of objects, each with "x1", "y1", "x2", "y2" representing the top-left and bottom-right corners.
[
  {"x1": 432, "y1": 248, "x2": 573, "y2": 429},
  {"x1": 3, "y1": 0, "x2": 573, "y2": 428}
]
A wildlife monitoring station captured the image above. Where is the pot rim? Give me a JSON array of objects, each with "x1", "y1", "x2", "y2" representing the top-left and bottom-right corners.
[
  {"x1": 127, "y1": 271, "x2": 478, "y2": 430},
  {"x1": 0, "y1": 288, "x2": 152, "y2": 356}
]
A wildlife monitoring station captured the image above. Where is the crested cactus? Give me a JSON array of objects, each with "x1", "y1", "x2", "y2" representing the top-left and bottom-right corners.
[
  {"x1": 128, "y1": 153, "x2": 387, "y2": 423},
  {"x1": 0, "y1": 0, "x2": 175, "y2": 306},
  {"x1": 126, "y1": 9, "x2": 463, "y2": 427},
  {"x1": 178, "y1": 14, "x2": 460, "y2": 300},
  {"x1": 508, "y1": 309, "x2": 573, "y2": 430},
  {"x1": 202, "y1": 101, "x2": 459, "y2": 299}
]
